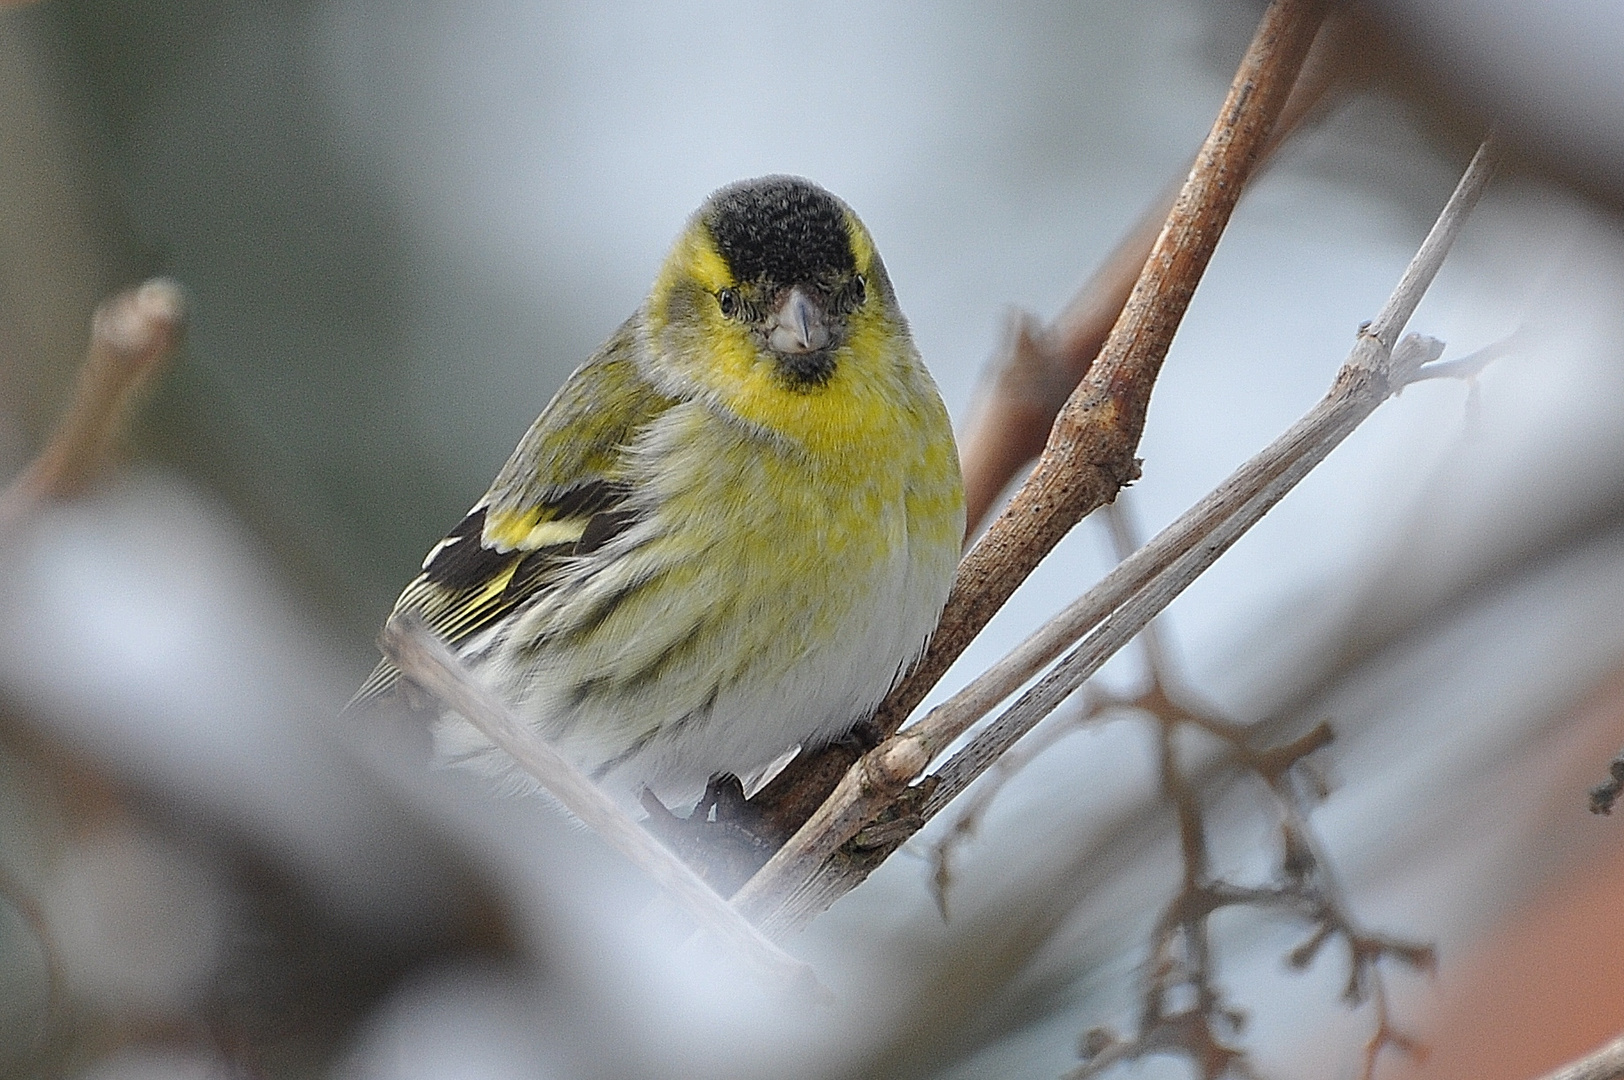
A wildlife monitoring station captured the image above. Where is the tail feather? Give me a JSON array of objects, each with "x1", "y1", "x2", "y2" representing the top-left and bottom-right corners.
[{"x1": 343, "y1": 658, "x2": 401, "y2": 715}]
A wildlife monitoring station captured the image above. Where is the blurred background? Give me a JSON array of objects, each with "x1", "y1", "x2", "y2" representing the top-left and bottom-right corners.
[{"x1": 1, "y1": 1, "x2": 1622, "y2": 1077}]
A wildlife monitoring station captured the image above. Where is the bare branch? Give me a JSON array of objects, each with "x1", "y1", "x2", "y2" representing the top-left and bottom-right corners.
[
  {"x1": 730, "y1": 0, "x2": 1329, "y2": 925},
  {"x1": 919, "y1": 331, "x2": 1444, "y2": 820},
  {"x1": 0, "y1": 277, "x2": 185, "y2": 522},
  {"x1": 739, "y1": 132, "x2": 1499, "y2": 932},
  {"x1": 1057, "y1": 506, "x2": 1431, "y2": 1080},
  {"x1": 734, "y1": 0, "x2": 1355, "y2": 910},
  {"x1": 377, "y1": 614, "x2": 825, "y2": 994},
  {"x1": 959, "y1": 10, "x2": 1359, "y2": 533},
  {"x1": 869, "y1": 0, "x2": 1330, "y2": 742},
  {"x1": 926, "y1": 130, "x2": 1494, "y2": 820}
]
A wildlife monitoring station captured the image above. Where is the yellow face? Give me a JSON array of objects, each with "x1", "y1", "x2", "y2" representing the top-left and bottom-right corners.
[{"x1": 644, "y1": 178, "x2": 909, "y2": 455}]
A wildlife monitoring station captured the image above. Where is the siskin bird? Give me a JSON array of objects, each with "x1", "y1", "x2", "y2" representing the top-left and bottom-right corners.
[{"x1": 352, "y1": 176, "x2": 964, "y2": 805}]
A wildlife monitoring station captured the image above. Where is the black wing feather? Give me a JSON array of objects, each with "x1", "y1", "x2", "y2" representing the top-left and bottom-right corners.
[{"x1": 346, "y1": 482, "x2": 639, "y2": 710}]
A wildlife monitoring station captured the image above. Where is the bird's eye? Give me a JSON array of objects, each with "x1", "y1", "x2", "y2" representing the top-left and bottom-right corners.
[
  {"x1": 716, "y1": 289, "x2": 739, "y2": 319},
  {"x1": 849, "y1": 275, "x2": 867, "y2": 308}
]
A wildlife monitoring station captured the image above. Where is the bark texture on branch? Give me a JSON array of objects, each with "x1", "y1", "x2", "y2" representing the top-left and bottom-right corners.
[{"x1": 958, "y1": 10, "x2": 1356, "y2": 534}]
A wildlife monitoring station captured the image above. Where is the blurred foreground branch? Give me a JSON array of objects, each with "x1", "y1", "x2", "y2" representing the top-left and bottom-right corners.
[
  {"x1": 378, "y1": 613, "x2": 824, "y2": 997},
  {"x1": 0, "y1": 277, "x2": 184, "y2": 522},
  {"x1": 0, "y1": 864, "x2": 65, "y2": 1068},
  {"x1": 0, "y1": 277, "x2": 184, "y2": 1075}
]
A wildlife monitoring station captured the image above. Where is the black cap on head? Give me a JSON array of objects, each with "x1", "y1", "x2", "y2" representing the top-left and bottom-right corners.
[{"x1": 704, "y1": 177, "x2": 856, "y2": 287}]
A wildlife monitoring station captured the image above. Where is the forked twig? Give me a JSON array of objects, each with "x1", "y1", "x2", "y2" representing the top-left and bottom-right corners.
[
  {"x1": 378, "y1": 614, "x2": 825, "y2": 996},
  {"x1": 933, "y1": 505, "x2": 1435, "y2": 1080},
  {"x1": 918, "y1": 332, "x2": 1443, "y2": 820}
]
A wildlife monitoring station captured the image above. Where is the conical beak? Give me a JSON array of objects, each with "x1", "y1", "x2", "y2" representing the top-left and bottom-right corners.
[{"x1": 767, "y1": 287, "x2": 830, "y2": 354}]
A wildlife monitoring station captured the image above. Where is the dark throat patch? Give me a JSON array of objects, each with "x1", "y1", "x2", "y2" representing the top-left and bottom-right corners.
[{"x1": 775, "y1": 350, "x2": 837, "y2": 390}]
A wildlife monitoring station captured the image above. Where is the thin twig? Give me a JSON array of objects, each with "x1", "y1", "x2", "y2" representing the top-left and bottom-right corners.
[
  {"x1": 1267, "y1": 745, "x2": 1435, "y2": 1080},
  {"x1": 1409, "y1": 326, "x2": 1527, "y2": 385},
  {"x1": 377, "y1": 613, "x2": 825, "y2": 995},
  {"x1": 739, "y1": 133, "x2": 1499, "y2": 933},
  {"x1": 0, "y1": 278, "x2": 185, "y2": 524},
  {"x1": 1531, "y1": 1033, "x2": 1624, "y2": 1080},
  {"x1": 1059, "y1": 506, "x2": 1431, "y2": 1079},
  {"x1": 926, "y1": 689, "x2": 1110, "y2": 922}
]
